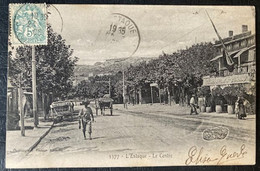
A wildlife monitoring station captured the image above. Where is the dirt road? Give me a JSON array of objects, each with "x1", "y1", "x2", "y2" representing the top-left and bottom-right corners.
[{"x1": 9, "y1": 104, "x2": 255, "y2": 167}]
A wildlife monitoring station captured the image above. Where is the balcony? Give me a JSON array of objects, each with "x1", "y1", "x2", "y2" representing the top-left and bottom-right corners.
[{"x1": 202, "y1": 73, "x2": 253, "y2": 86}]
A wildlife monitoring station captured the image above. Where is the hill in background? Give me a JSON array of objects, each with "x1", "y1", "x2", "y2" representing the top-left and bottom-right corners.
[{"x1": 74, "y1": 57, "x2": 156, "y2": 77}]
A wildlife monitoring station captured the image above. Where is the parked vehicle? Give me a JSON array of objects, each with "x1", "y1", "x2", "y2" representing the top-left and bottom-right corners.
[
  {"x1": 50, "y1": 101, "x2": 74, "y2": 123},
  {"x1": 95, "y1": 96, "x2": 114, "y2": 116}
]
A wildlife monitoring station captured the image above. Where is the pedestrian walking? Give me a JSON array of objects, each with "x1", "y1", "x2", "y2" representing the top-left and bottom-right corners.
[
  {"x1": 235, "y1": 97, "x2": 247, "y2": 120},
  {"x1": 190, "y1": 95, "x2": 198, "y2": 115},
  {"x1": 79, "y1": 101, "x2": 94, "y2": 140}
]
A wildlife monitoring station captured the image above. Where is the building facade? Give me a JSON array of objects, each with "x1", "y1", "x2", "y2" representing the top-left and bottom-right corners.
[{"x1": 203, "y1": 25, "x2": 256, "y2": 91}]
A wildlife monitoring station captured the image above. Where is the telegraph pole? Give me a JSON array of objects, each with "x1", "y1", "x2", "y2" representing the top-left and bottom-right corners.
[
  {"x1": 19, "y1": 74, "x2": 25, "y2": 136},
  {"x1": 123, "y1": 71, "x2": 125, "y2": 108},
  {"x1": 32, "y1": 46, "x2": 38, "y2": 127},
  {"x1": 113, "y1": 59, "x2": 127, "y2": 108}
]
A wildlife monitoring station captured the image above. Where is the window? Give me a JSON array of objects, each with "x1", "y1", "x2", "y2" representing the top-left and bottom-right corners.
[
  {"x1": 233, "y1": 42, "x2": 239, "y2": 50},
  {"x1": 227, "y1": 45, "x2": 231, "y2": 50},
  {"x1": 240, "y1": 51, "x2": 249, "y2": 64},
  {"x1": 241, "y1": 40, "x2": 247, "y2": 47},
  {"x1": 248, "y1": 49, "x2": 255, "y2": 62}
]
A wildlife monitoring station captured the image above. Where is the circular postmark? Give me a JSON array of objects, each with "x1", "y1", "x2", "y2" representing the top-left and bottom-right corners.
[
  {"x1": 95, "y1": 13, "x2": 141, "y2": 57},
  {"x1": 202, "y1": 126, "x2": 229, "y2": 141},
  {"x1": 13, "y1": 4, "x2": 47, "y2": 45}
]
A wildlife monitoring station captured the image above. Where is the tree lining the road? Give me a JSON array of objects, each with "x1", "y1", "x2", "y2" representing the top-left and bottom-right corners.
[
  {"x1": 9, "y1": 25, "x2": 78, "y2": 98},
  {"x1": 9, "y1": 25, "x2": 78, "y2": 118},
  {"x1": 73, "y1": 72, "x2": 124, "y2": 102},
  {"x1": 73, "y1": 42, "x2": 217, "y2": 105},
  {"x1": 124, "y1": 42, "x2": 217, "y2": 105}
]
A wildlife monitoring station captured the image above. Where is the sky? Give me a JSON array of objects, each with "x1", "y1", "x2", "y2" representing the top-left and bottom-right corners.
[{"x1": 48, "y1": 5, "x2": 255, "y2": 65}]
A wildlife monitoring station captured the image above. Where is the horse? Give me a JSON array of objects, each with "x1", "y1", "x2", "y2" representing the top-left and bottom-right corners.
[{"x1": 95, "y1": 98, "x2": 113, "y2": 116}]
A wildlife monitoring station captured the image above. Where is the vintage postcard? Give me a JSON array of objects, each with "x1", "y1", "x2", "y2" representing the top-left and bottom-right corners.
[{"x1": 6, "y1": 5, "x2": 255, "y2": 168}]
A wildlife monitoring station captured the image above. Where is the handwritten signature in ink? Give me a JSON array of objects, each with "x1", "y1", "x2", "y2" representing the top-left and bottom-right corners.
[{"x1": 185, "y1": 144, "x2": 247, "y2": 165}]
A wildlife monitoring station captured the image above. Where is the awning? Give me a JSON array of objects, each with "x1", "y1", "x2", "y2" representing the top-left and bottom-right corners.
[
  {"x1": 202, "y1": 73, "x2": 252, "y2": 86},
  {"x1": 233, "y1": 45, "x2": 255, "y2": 58},
  {"x1": 210, "y1": 50, "x2": 240, "y2": 62}
]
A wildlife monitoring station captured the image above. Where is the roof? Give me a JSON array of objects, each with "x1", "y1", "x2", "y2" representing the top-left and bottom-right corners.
[
  {"x1": 214, "y1": 31, "x2": 254, "y2": 46},
  {"x1": 210, "y1": 45, "x2": 255, "y2": 62},
  {"x1": 233, "y1": 45, "x2": 255, "y2": 58},
  {"x1": 210, "y1": 50, "x2": 240, "y2": 62}
]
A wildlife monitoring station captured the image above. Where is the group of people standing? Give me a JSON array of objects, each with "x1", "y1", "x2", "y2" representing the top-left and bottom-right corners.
[{"x1": 189, "y1": 95, "x2": 248, "y2": 119}]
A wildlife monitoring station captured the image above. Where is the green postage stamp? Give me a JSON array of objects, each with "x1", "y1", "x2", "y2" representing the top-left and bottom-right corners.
[{"x1": 9, "y1": 3, "x2": 47, "y2": 45}]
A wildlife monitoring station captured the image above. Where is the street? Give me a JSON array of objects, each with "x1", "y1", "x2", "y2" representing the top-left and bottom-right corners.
[
  {"x1": 7, "y1": 103, "x2": 255, "y2": 168},
  {"x1": 5, "y1": 4, "x2": 257, "y2": 169}
]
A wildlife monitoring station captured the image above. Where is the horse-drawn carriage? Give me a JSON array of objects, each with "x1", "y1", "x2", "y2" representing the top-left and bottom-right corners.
[
  {"x1": 50, "y1": 101, "x2": 74, "y2": 123},
  {"x1": 95, "y1": 96, "x2": 114, "y2": 116}
]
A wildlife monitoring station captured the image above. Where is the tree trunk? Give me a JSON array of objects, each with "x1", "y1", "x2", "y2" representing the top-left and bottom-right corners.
[
  {"x1": 134, "y1": 87, "x2": 137, "y2": 105},
  {"x1": 171, "y1": 86, "x2": 175, "y2": 105},
  {"x1": 159, "y1": 87, "x2": 161, "y2": 104},
  {"x1": 42, "y1": 92, "x2": 47, "y2": 120},
  {"x1": 167, "y1": 87, "x2": 171, "y2": 106},
  {"x1": 185, "y1": 93, "x2": 189, "y2": 107},
  {"x1": 180, "y1": 87, "x2": 185, "y2": 106},
  {"x1": 138, "y1": 88, "x2": 142, "y2": 105}
]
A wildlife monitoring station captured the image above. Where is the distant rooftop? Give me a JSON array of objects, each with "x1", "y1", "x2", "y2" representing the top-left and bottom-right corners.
[
  {"x1": 214, "y1": 25, "x2": 254, "y2": 46},
  {"x1": 214, "y1": 31, "x2": 253, "y2": 46}
]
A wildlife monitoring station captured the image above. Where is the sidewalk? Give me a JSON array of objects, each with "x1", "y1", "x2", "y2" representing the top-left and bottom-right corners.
[
  {"x1": 114, "y1": 103, "x2": 256, "y2": 130},
  {"x1": 6, "y1": 116, "x2": 54, "y2": 155},
  {"x1": 114, "y1": 103, "x2": 256, "y2": 117}
]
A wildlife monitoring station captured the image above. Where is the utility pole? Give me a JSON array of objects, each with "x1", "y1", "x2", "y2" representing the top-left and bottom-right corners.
[
  {"x1": 32, "y1": 46, "x2": 38, "y2": 127},
  {"x1": 19, "y1": 74, "x2": 25, "y2": 136},
  {"x1": 123, "y1": 71, "x2": 126, "y2": 108}
]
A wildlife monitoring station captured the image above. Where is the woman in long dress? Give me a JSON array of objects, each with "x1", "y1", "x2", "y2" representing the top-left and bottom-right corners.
[{"x1": 235, "y1": 97, "x2": 246, "y2": 120}]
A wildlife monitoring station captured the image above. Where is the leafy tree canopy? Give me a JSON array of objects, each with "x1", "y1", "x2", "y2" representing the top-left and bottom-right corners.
[{"x1": 9, "y1": 25, "x2": 78, "y2": 98}]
